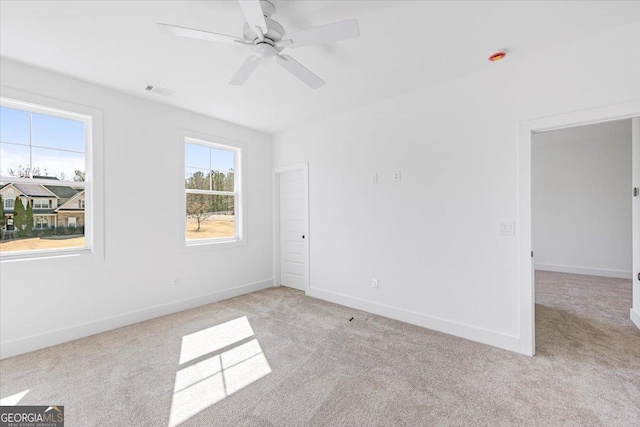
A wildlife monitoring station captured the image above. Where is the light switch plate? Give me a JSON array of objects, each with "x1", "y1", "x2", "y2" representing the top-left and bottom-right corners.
[{"x1": 499, "y1": 221, "x2": 516, "y2": 236}]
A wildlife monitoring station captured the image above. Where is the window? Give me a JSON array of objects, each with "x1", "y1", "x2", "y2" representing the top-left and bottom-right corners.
[
  {"x1": 4, "y1": 189, "x2": 15, "y2": 209},
  {"x1": 68, "y1": 217, "x2": 76, "y2": 228},
  {"x1": 79, "y1": 199, "x2": 85, "y2": 209},
  {"x1": 0, "y1": 98, "x2": 91, "y2": 256},
  {"x1": 33, "y1": 199, "x2": 50, "y2": 209},
  {"x1": 184, "y1": 138, "x2": 240, "y2": 244},
  {"x1": 34, "y1": 217, "x2": 49, "y2": 229}
]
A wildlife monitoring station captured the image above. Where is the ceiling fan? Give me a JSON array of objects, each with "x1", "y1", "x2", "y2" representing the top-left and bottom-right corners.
[{"x1": 157, "y1": 0, "x2": 360, "y2": 89}]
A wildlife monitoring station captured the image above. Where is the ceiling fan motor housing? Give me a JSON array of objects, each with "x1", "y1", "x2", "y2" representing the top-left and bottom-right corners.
[
  {"x1": 243, "y1": 18, "x2": 285, "y2": 45},
  {"x1": 252, "y1": 41, "x2": 280, "y2": 59}
]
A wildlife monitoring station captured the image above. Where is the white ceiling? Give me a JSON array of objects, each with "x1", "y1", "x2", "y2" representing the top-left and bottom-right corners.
[{"x1": 1, "y1": 1, "x2": 640, "y2": 134}]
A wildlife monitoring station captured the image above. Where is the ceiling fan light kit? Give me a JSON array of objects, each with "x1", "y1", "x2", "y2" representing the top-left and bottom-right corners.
[{"x1": 158, "y1": 0, "x2": 360, "y2": 89}]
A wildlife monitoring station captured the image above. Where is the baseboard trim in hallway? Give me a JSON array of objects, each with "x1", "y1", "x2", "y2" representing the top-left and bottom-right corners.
[
  {"x1": 535, "y1": 264, "x2": 632, "y2": 279},
  {"x1": 0, "y1": 279, "x2": 274, "y2": 360},
  {"x1": 306, "y1": 287, "x2": 521, "y2": 354},
  {"x1": 631, "y1": 308, "x2": 640, "y2": 329}
]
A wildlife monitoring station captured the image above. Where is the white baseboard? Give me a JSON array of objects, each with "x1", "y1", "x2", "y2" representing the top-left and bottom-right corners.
[
  {"x1": 535, "y1": 264, "x2": 632, "y2": 279},
  {"x1": 306, "y1": 288, "x2": 521, "y2": 354},
  {"x1": 631, "y1": 308, "x2": 640, "y2": 330},
  {"x1": 0, "y1": 279, "x2": 273, "y2": 360}
]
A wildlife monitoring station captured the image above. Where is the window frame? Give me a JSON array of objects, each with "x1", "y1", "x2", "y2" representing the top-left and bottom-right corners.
[
  {"x1": 34, "y1": 216, "x2": 50, "y2": 229},
  {"x1": 0, "y1": 92, "x2": 103, "y2": 261},
  {"x1": 32, "y1": 199, "x2": 49, "y2": 209},
  {"x1": 178, "y1": 130, "x2": 246, "y2": 250}
]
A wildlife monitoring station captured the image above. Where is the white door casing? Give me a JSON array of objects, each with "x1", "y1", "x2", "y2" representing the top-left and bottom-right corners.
[{"x1": 632, "y1": 117, "x2": 640, "y2": 329}]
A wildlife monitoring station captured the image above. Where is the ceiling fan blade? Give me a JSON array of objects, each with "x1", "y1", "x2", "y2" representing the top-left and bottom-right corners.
[
  {"x1": 229, "y1": 56, "x2": 262, "y2": 86},
  {"x1": 276, "y1": 55, "x2": 325, "y2": 90},
  {"x1": 280, "y1": 19, "x2": 360, "y2": 49},
  {"x1": 238, "y1": 0, "x2": 268, "y2": 36},
  {"x1": 157, "y1": 23, "x2": 244, "y2": 45}
]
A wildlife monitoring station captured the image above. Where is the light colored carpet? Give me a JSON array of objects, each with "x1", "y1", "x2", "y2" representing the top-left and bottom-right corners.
[{"x1": 1, "y1": 272, "x2": 639, "y2": 426}]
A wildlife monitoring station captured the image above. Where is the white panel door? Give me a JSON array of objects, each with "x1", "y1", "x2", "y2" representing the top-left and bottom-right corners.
[{"x1": 279, "y1": 169, "x2": 307, "y2": 290}]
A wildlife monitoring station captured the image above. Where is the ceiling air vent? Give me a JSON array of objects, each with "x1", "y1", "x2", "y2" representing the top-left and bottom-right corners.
[{"x1": 145, "y1": 84, "x2": 174, "y2": 97}]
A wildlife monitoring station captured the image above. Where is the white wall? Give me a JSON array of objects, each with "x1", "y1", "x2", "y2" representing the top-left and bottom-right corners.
[
  {"x1": 532, "y1": 121, "x2": 632, "y2": 278},
  {"x1": 0, "y1": 59, "x2": 273, "y2": 358},
  {"x1": 273, "y1": 22, "x2": 640, "y2": 353}
]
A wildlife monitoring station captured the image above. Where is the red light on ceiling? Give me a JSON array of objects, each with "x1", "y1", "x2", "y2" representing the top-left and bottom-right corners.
[{"x1": 488, "y1": 51, "x2": 507, "y2": 62}]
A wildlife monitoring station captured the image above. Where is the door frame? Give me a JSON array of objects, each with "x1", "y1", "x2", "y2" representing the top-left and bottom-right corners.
[
  {"x1": 273, "y1": 162, "x2": 310, "y2": 292},
  {"x1": 632, "y1": 117, "x2": 640, "y2": 330},
  {"x1": 518, "y1": 100, "x2": 640, "y2": 356}
]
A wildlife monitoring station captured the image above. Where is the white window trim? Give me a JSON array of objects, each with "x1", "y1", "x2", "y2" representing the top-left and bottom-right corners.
[
  {"x1": 0, "y1": 89, "x2": 104, "y2": 262},
  {"x1": 177, "y1": 129, "x2": 247, "y2": 251}
]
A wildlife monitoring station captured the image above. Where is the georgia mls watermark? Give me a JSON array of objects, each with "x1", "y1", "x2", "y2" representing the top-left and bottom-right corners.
[{"x1": 0, "y1": 406, "x2": 64, "y2": 427}]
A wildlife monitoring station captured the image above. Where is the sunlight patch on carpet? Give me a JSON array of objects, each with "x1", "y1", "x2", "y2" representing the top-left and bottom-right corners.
[
  {"x1": 169, "y1": 318, "x2": 271, "y2": 427},
  {"x1": 179, "y1": 316, "x2": 255, "y2": 365},
  {"x1": 0, "y1": 389, "x2": 30, "y2": 406}
]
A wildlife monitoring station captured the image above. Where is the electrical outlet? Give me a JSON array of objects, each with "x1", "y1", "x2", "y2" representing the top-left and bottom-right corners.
[
  {"x1": 372, "y1": 278, "x2": 379, "y2": 289},
  {"x1": 371, "y1": 173, "x2": 378, "y2": 184},
  {"x1": 394, "y1": 171, "x2": 402, "y2": 182},
  {"x1": 173, "y1": 278, "x2": 180, "y2": 287}
]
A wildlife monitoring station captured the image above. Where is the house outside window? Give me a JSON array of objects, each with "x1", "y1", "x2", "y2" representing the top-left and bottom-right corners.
[
  {"x1": 0, "y1": 97, "x2": 92, "y2": 257},
  {"x1": 34, "y1": 217, "x2": 49, "y2": 229},
  {"x1": 5, "y1": 198, "x2": 14, "y2": 209},
  {"x1": 33, "y1": 199, "x2": 50, "y2": 209},
  {"x1": 183, "y1": 136, "x2": 242, "y2": 246}
]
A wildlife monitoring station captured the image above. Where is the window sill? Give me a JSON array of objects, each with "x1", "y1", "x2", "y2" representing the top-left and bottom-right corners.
[
  {"x1": 0, "y1": 247, "x2": 92, "y2": 262},
  {"x1": 184, "y1": 237, "x2": 246, "y2": 251}
]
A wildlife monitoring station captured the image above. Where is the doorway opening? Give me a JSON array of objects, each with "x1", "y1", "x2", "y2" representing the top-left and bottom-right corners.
[
  {"x1": 532, "y1": 118, "x2": 636, "y2": 357},
  {"x1": 518, "y1": 101, "x2": 640, "y2": 356},
  {"x1": 273, "y1": 162, "x2": 309, "y2": 292}
]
